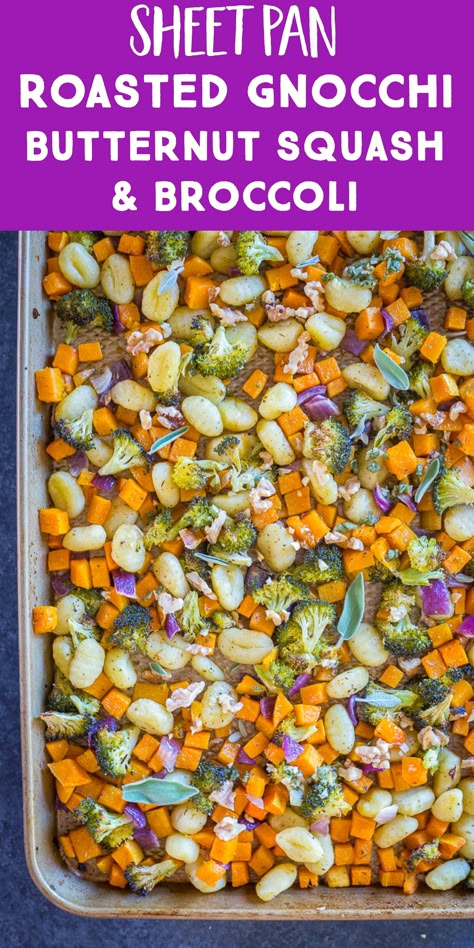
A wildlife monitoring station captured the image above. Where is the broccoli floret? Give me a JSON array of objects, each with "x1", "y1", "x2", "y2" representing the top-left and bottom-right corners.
[
  {"x1": 111, "y1": 604, "x2": 151, "y2": 653},
  {"x1": 55, "y1": 409, "x2": 95, "y2": 450},
  {"x1": 39, "y1": 710, "x2": 92, "y2": 740},
  {"x1": 180, "y1": 590, "x2": 209, "y2": 642},
  {"x1": 252, "y1": 575, "x2": 308, "y2": 622},
  {"x1": 379, "y1": 582, "x2": 416, "y2": 615},
  {"x1": 266, "y1": 762, "x2": 305, "y2": 806},
  {"x1": 168, "y1": 498, "x2": 219, "y2": 541},
  {"x1": 143, "y1": 508, "x2": 173, "y2": 551},
  {"x1": 74, "y1": 797, "x2": 134, "y2": 850},
  {"x1": 235, "y1": 231, "x2": 284, "y2": 275},
  {"x1": 289, "y1": 545, "x2": 344, "y2": 586},
  {"x1": 372, "y1": 405, "x2": 413, "y2": 450},
  {"x1": 181, "y1": 315, "x2": 215, "y2": 346},
  {"x1": 302, "y1": 419, "x2": 351, "y2": 474},
  {"x1": 389, "y1": 318, "x2": 430, "y2": 370},
  {"x1": 67, "y1": 615, "x2": 101, "y2": 648},
  {"x1": 462, "y1": 278, "x2": 474, "y2": 308},
  {"x1": 343, "y1": 390, "x2": 389, "y2": 429},
  {"x1": 405, "y1": 839, "x2": 440, "y2": 872},
  {"x1": 68, "y1": 231, "x2": 103, "y2": 252},
  {"x1": 171, "y1": 456, "x2": 224, "y2": 491},
  {"x1": 415, "y1": 694, "x2": 452, "y2": 729},
  {"x1": 192, "y1": 760, "x2": 234, "y2": 794},
  {"x1": 94, "y1": 725, "x2": 140, "y2": 778},
  {"x1": 193, "y1": 326, "x2": 248, "y2": 379},
  {"x1": 146, "y1": 231, "x2": 191, "y2": 265},
  {"x1": 277, "y1": 600, "x2": 336, "y2": 667},
  {"x1": 210, "y1": 518, "x2": 257, "y2": 555},
  {"x1": 212, "y1": 435, "x2": 265, "y2": 491},
  {"x1": 125, "y1": 858, "x2": 179, "y2": 895},
  {"x1": 299, "y1": 766, "x2": 349, "y2": 819},
  {"x1": 376, "y1": 583, "x2": 431, "y2": 658},
  {"x1": 73, "y1": 588, "x2": 104, "y2": 616},
  {"x1": 98, "y1": 428, "x2": 147, "y2": 477},
  {"x1": 404, "y1": 232, "x2": 446, "y2": 292},
  {"x1": 407, "y1": 536, "x2": 443, "y2": 573},
  {"x1": 409, "y1": 361, "x2": 434, "y2": 399},
  {"x1": 211, "y1": 610, "x2": 234, "y2": 630},
  {"x1": 412, "y1": 677, "x2": 450, "y2": 707},
  {"x1": 192, "y1": 791, "x2": 215, "y2": 815},
  {"x1": 47, "y1": 670, "x2": 101, "y2": 716},
  {"x1": 275, "y1": 712, "x2": 319, "y2": 743},
  {"x1": 254, "y1": 659, "x2": 298, "y2": 694},
  {"x1": 422, "y1": 747, "x2": 442, "y2": 775},
  {"x1": 55, "y1": 289, "x2": 113, "y2": 344},
  {"x1": 433, "y1": 469, "x2": 474, "y2": 514},
  {"x1": 368, "y1": 561, "x2": 394, "y2": 583},
  {"x1": 355, "y1": 682, "x2": 421, "y2": 726}
]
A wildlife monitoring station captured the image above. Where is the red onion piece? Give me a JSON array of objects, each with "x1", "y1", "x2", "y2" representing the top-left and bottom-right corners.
[
  {"x1": 113, "y1": 570, "x2": 136, "y2": 598},
  {"x1": 310, "y1": 816, "x2": 330, "y2": 835},
  {"x1": 438, "y1": 398, "x2": 459, "y2": 411},
  {"x1": 380, "y1": 309, "x2": 394, "y2": 334},
  {"x1": 237, "y1": 748, "x2": 256, "y2": 765},
  {"x1": 228, "y1": 266, "x2": 241, "y2": 277},
  {"x1": 246, "y1": 793, "x2": 264, "y2": 808},
  {"x1": 301, "y1": 394, "x2": 340, "y2": 422},
  {"x1": 259, "y1": 696, "x2": 276, "y2": 720},
  {"x1": 341, "y1": 329, "x2": 366, "y2": 356},
  {"x1": 282, "y1": 734, "x2": 303, "y2": 763},
  {"x1": 347, "y1": 695, "x2": 358, "y2": 726},
  {"x1": 92, "y1": 473, "x2": 117, "y2": 493},
  {"x1": 165, "y1": 613, "x2": 180, "y2": 640},
  {"x1": 88, "y1": 716, "x2": 118, "y2": 747},
  {"x1": 124, "y1": 803, "x2": 147, "y2": 829},
  {"x1": 51, "y1": 572, "x2": 72, "y2": 599},
  {"x1": 239, "y1": 817, "x2": 262, "y2": 831},
  {"x1": 297, "y1": 385, "x2": 326, "y2": 405},
  {"x1": 68, "y1": 450, "x2": 88, "y2": 477},
  {"x1": 99, "y1": 359, "x2": 133, "y2": 404},
  {"x1": 411, "y1": 308, "x2": 430, "y2": 329},
  {"x1": 373, "y1": 485, "x2": 393, "y2": 514},
  {"x1": 90, "y1": 365, "x2": 113, "y2": 395},
  {"x1": 362, "y1": 763, "x2": 385, "y2": 774},
  {"x1": 112, "y1": 305, "x2": 126, "y2": 334},
  {"x1": 421, "y1": 579, "x2": 451, "y2": 618},
  {"x1": 159, "y1": 735, "x2": 181, "y2": 772},
  {"x1": 456, "y1": 615, "x2": 474, "y2": 637},
  {"x1": 133, "y1": 826, "x2": 160, "y2": 850},
  {"x1": 287, "y1": 673, "x2": 312, "y2": 698},
  {"x1": 398, "y1": 493, "x2": 417, "y2": 513}
]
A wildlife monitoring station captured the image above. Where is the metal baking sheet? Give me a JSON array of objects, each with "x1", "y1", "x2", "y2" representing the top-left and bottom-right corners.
[{"x1": 17, "y1": 229, "x2": 473, "y2": 917}]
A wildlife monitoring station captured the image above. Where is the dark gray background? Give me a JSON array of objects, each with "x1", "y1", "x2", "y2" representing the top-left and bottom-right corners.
[{"x1": 1, "y1": 231, "x2": 471, "y2": 947}]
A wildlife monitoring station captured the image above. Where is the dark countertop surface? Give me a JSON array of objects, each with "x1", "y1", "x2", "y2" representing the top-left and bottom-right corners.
[{"x1": 1, "y1": 230, "x2": 472, "y2": 947}]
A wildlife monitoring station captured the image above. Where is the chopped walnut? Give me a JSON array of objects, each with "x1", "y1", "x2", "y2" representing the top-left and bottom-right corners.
[
  {"x1": 355, "y1": 739, "x2": 391, "y2": 770},
  {"x1": 209, "y1": 781, "x2": 236, "y2": 809},
  {"x1": 204, "y1": 509, "x2": 227, "y2": 545},
  {"x1": 155, "y1": 405, "x2": 185, "y2": 430},
  {"x1": 214, "y1": 816, "x2": 245, "y2": 840},
  {"x1": 183, "y1": 642, "x2": 211, "y2": 656},
  {"x1": 165, "y1": 681, "x2": 205, "y2": 712},
  {"x1": 179, "y1": 529, "x2": 202, "y2": 550},
  {"x1": 338, "y1": 477, "x2": 361, "y2": 501},
  {"x1": 217, "y1": 692, "x2": 243, "y2": 715},
  {"x1": 209, "y1": 302, "x2": 248, "y2": 327},
  {"x1": 304, "y1": 281, "x2": 325, "y2": 311},
  {"x1": 417, "y1": 726, "x2": 449, "y2": 751},
  {"x1": 126, "y1": 327, "x2": 164, "y2": 355},
  {"x1": 249, "y1": 477, "x2": 276, "y2": 513},
  {"x1": 284, "y1": 332, "x2": 311, "y2": 376},
  {"x1": 430, "y1": 240, "x2": 457, "y2": 262},
  {"x1": 185, "y1": 571, "x2": 217, "y2": 599},
  {"x1": 265, "y1": 607, "x2": 290, "y2": 627},
  {"x1": 449, "y1": 401, "x2": 467, "y2": 421},
  {"x1": 217, "y1": 231, "x2": 231, "y2": 247},
  {"x1": 156, "y1": 592, "x2": 184, "y2": 614},
  {"x1": 139, "y1": 409, "x2": 152, "y2": 431}
]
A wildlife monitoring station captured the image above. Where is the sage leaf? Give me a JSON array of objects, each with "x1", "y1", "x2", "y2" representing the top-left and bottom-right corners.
[
  {"x1": 356, "y1": 692, "x2": 402, "y2": 709},
  {"x1": 458, "y1": 231, "x2": 474, "y2": 256},
  {"x1": 297, "y1": 255, "x2": 320, "y2": 268},
  {"x1": 397, "y1": 568, "x2": 443, "y2": 587},
  {"x1": 149, "y1": 425, "x2": 189, "y2": 455},
  {"x1": 373, "y1": 344, "x2": 410, "y2": 391},
  {"x1": 337, "y1": 573, "x2": 365, "y2": 640},
  {"x1": 194, "y1": 551, "x2": 229, "y2": 566},
  {"x1": 415, "y1": 457, "x2": 440, "y2": 503},
  {"x1": 158, "y1": 269, "x2": 180, "y2": 295},
  {"x1": 122, "y1": 778, "x2": 199, "y2": 806},
  {"x1": 149, "y1": 661, "x2": 171, "y2": 679}
]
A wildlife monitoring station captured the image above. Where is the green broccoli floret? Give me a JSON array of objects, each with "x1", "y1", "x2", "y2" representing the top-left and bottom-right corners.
[
  {"x1": 355, "y1": 682, "x2": 421, "y2": 726},
  {"x1": 67, "y1": 615, "x2": 101, "y2": 648},
  {"x1": 168, "y1": 498, "x2": 219, "y2": 541},
  {"x1": 404, "y1": 232, "x2": 446, "y2": 292},
  {"x1": 376, "y1": 583, "x2": 431, "y2": 658},
  {"x1": 73, "y1": 588, "x2": 104, "y2": 616},
  {"x1": 414, "y1": 694, "x2": 452, "y2": 729},
  {"x1": 406, "y1": 536, "x2": 443, "y2": 573},
  {"x1": 192, "y1": 792, "x2": 215, "y2": 815},
  {"x1": 302, "y1": 419, "x2": 351, "y2": 474},
  {"x1": 277, "y1": 600, "x2": 336, "y2": 667},
  {"x1": 210, "y1": 518, "x2": 257, "y2": 555},
  {"x1": 180, "y1": 590, "x2": 209, "y2": 642},
  {"x1": 39, "y1": 710, "x2": 92, "y2": 740},
  {"x1": 299, "y1": 766, "x2": 349, "y2": 819},
  {"x1": 55, "y1": 289, "x2": 113, "y2": 344},
  {"x1": 146, "y1": 231, "x2": 191, "y2": 265},
  {"x1": 372, "y1": 405, "x2": 413, "y2": 450},
  {"x1": 254, "y1": 659, "x2": 298, "y2": 694},
  {"x1": 125, "y1": 858, "x2": 179, "y2": 896},
  {"x1": 143, "y1": 508, "x2": 173, "y2": 551},
  {"x1": 68, "y1": 231, "x2": 103, "y2": 252},
  {"x1": 389, "y1": 318, "x2": 429, "y2": 369},
  {"x1": 433, "y1": 469, "x2": 474, "y2": 514},
  {"x1": 98, "y1": 428, "x2": 147, "y2": 477},
  {"x1": 409, "y1": 361, "x2": 435, "y2": 399},
  {"x1": 405, "y1": 839, "x2": 440, "y2": 872},
  {"x1": 289, "y1": 545, "x2": 344, "y2": 586},
  {"x1": 266, "y1": 762, "x2": 305, "y2": 805},
  {"x1": 213, "y1": 435, "x2": 265, "y2": 491},
  {"x1": 55, "y1": 409, "x2": 95, "y2": 450},
  {"x1": 192, "y1": 326, "x2": 248, "y2": 379},
  {"x1": 343, "y1": 390, "x2": 389, "y2": 429},
  {"x1": 47, "y1": 670, "x2": 101, "y2": 716},
  {"x1": 422, "y1": 747, "x2": 442, "y2": 775},
  {"x1": 275, "y1": 712, "x2": 320, "y2": 743},
  {"x1": 192, "y1": 760, "x2": 235, "y2": 794},
  {"x1": 179, "y1": 314, "x2": 215, "y2": 346},
  {"x1": 211, "y1": 610, "x2": 234, "y2": 630},
  {"x1": 94, "y1": 726, "x2": 140, "y2": 778},
  {"x1": 412, "y1": 677, "x2": 450, "y2": 707},
  {"x1": 252, "y1": 575, "x2": 308, "y2": 622},
  {"x1": 462, "y1": 278, "x2": 474, "y2": 308},
  {"x1": 171, "y1": 456, "x2": 224, "y2": 491},
  {"x1": 111, "y1": 604, "x2": 151, "y2": 653},
  {"x1": 74, "y1": 797, "x2": 134, "y2": 850},
  {"x1": 368, "y1": 561, "x2": 394, "y2": 583},
  {"x1": 235, "y1": 231, "x2": 284, "y2": 275}
]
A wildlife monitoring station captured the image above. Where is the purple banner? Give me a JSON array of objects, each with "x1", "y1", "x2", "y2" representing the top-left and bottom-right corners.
[{"x1": 1, "y1": 0, "x2": 473, "y2": 227}]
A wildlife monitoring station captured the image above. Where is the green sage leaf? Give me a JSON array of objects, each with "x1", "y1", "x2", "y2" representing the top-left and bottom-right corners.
[
  {"x1": 415, "y1": 457, "x2": 441, "y2": 503},
  {"x1": 149, "y1": 425, "x2": 189, "y2": 455},
  {"x1": 458, "y1": 232, "x2": 474, "y2": 256},
  {"x1": 373, "y1": 344, "x2": 410, "y2": 391},
  {"x1": 337, "y1": 573, "x2": 365, "y2": 640},
  {"x1": 194, "y1": 551, "x2": 229, "y2": 566},
  {"x1": 122, "y1": 778, "x2": 199, "y2": 806},
  {"x1": 356, "y1": 692, "x2": 402, "y2": 709},
  {"x1": 149, "y1": 661, "x2": 171, "y2": 679},
  {"x1": 397, "y1": 568, "x2": 444, "y2": 587},
  {"x1": 158, "y1": 269, "x2": 180, "y2": 295}
]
